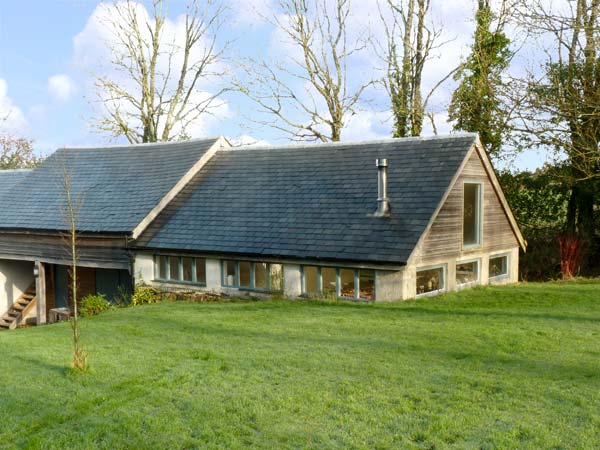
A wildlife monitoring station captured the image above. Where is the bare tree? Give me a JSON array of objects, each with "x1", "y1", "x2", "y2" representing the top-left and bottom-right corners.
[
  {"x1": 235, "y1": 0, "x2": 372, "y2": 142},
  {"x1": 511, "y1": 0, "x2": 600, "y2": 270},
  {"x1": 377, "y1": 0, "x2": 454, "y2": 137},
  {"x1": 92, "y1": 0, "x2": 228, "y2": 143}
]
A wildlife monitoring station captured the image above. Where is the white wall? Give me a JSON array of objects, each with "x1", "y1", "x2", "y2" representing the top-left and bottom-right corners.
[{"x1": 0, "y1": 259, "x2": 34, "y2": 315}]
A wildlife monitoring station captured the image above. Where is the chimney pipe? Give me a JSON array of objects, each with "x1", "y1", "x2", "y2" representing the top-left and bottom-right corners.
[{"x1": 375, "y1": 158, "x2": 391, "y2": 217}]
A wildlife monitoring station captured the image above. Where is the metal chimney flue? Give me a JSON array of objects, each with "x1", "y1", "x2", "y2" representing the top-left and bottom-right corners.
[{"x1": 375, "y1": 158, "x2": 391, "y2": 217}]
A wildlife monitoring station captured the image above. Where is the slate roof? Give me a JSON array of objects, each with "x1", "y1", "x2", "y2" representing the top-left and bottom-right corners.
[
  {"x1": 138, "y1": 134, "x2": 477, "y2": 265},
  {"x1": 0, "y1": 138, "x2": 219, "y2": 234},
  {"x1": 0, "y1": 169, "x2": 32, "y2": 198}
]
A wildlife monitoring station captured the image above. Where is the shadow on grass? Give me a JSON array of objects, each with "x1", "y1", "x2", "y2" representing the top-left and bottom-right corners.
[{"x1": 14, "y1": 355, "x2": 69, "y2": 377}]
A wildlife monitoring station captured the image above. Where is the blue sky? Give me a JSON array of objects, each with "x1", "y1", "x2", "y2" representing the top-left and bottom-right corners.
[{"x1": 0, "y1": 0, "x2": 549, "y2": 171}]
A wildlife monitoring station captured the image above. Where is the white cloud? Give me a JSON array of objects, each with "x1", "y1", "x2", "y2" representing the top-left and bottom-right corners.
[
  {"x1": 229, "y1": 0, "x2": 273, "y2": 26},
  {"x1": 47, "y1": 74, "x2": 76, "y2": 103},
  {"x1": 228, "y1": 134, "x2": 270, "y2": 147},
  {"x1": 342, "y1": 110, "x2": 391, "y2": 141},
  {"x1": 0, "y1": 79, "x2": 28, "y2": 134}
]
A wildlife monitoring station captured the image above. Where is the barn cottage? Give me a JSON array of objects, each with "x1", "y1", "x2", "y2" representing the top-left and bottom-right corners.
[{"x1": 0, "y1": 133, "x2": 525, "y2": 328}]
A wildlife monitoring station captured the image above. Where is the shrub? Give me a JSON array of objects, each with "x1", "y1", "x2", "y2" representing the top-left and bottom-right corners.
[
  {"x1": 80, "y1": 293, "x2": 111, "y2": 317},
  {"x1": 131, "y1": 287, "x2": 160, "y2": 306}
]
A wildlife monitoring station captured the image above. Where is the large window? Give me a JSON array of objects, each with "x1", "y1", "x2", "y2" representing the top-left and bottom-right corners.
[
  {"x1": 489, "y1": 255, "x2": 509, "y2": 280},
  {"x1": 416, "y1": 266, "x2": 445, "y2": 296},
  {"x1": 463, "y1": 183, "x2": 482, "y2": 247},
  {"x1": 456, "y1": 260, "x2": 479, "y2": 286},
  {"x1": 301, "y1": 266, "x2": 375, "y2": 300},
  {"x1": 154, "y1": 255, "x2": 206, "y2": 285},
  {"x1": 221, "y1": 260, "x2": 283, "y2": 292}
]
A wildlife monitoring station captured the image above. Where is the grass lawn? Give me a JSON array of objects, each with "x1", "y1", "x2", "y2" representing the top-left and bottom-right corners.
[{"x1": 0, "y1": 282, "x2": 599, "y2": 449}]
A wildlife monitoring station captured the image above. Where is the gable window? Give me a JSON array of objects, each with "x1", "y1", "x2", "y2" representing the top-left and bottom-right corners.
[
  {"x1": 154, "y1": 255, "x2": 206, "y2": 286},
  {"x1": 456, "y1": 260, "x2": 479, "y2": 287},
  {"x1": 221, "y1": 260, "x2": 283, "y2": 292},
  {"x1": 416, "y1": 265, "x2": 445, "y2": 296},
  {"x1": 463, "y1": 182, "x2": 482, "y2": 247},
  {"x1": 489, "y1": 254, "x2": 509, "y2": 280},
  {"x1": 301, "y1": 266, "x2": 375, "y2": 300}
]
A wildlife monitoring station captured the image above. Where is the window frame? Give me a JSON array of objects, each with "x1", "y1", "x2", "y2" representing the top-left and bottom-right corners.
[
  {"x1": 488, "y1": 253, "x2": 510, "y2": 282},
  {"x1": 301, "y1": 266, "x2": 376, "y2": 301},
  {"x1": 462, "y1": 181, "x2": 483, "y2": 249},
  {"x1": 455, "y1": 258, "x2": 481, "y2": 289},
  {"x1": 416, "y1": 264, "x2": 447, "y2": 298},
  {"x1": 153, "y1": 254, "x2": 207, "y2": 287},
  {"x1": 221, "y1": 259, "x2": 284, "y2": 293}
]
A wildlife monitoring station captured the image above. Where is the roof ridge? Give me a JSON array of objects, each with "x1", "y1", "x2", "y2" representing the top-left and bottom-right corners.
[
  {"x1": 58, "y1": 136, "x2": 221, "y2": 151},
  {"x1": 224, "y1": 133, "x2": 478, "y2": 152}
]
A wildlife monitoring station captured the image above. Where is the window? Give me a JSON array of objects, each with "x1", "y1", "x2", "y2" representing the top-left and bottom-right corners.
[
  {"x1": 339, "y1": 269, "x2": 355, "y2": 298},
  {"x1": 156, "y1": 255, "x2": 168, "y2": 280},
  {"x1": 269, "y1": 264, "x2": 283, "y2": 292},
  {"x1": 239, "y1": 262, "x2": 251, "y2": 288},
  {"x1": 254, "y1": 263, "x2": 267, "y2": 289},
  {"x1": 154, "y1": 255, "x2": 207, "y2": 285},
  {"x1": 303, "y1": 266, "x2": 319, "y2": 295},
  {"x1": 196, "y1": 258, "x2": 206, "y2": 284},
  {"x1": 301, "y1": 266, "x2": 375, "y2": 300},
  {"x1": 359, "y1": 270, "x2": 375, "y2": 300},
  {"x1": 223, "y1": 260, "x2": 236, "y2": 286},
  {"x1": 456, "y1": 260, "x2": 479, "y2": 286},
  {"x1": 321, "y1": 268, "x2": 337, "y2": 298},
  {"x1": 463, "y1": 183, "x2": 482, "y2": 247},
  {"x1": 169, "y1": 256, "x2": 180, "y2": 280},
  {"x1": 416, "y1": 266, "x2": 445, "y2": 296},
  {"x1": 182, "y1": 257, "x2": 193, "y2": 282},
  {"x1": 221, "y1": 260, "x2": 283, "y2": 292},
  {"x1": 489, "y1": 255, "x2": 509, "y2": 280}
]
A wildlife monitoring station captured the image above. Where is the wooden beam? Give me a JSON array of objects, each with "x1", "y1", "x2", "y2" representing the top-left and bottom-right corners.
[{"x1": 35, "y1": 261, "x2": 46, "y2": 325}]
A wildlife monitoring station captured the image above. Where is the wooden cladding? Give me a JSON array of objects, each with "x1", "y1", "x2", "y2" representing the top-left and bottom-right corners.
[{"x1": 414, "y1": 150, "x2": 518, "y2": 265}]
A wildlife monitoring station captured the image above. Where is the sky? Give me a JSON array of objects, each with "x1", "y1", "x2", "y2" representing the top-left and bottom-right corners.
[{"x1": 0, "y1": 0, "x2": 551, "y2": 171}]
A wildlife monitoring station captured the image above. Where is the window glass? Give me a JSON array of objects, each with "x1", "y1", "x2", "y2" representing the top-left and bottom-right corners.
[
  {"x1": 169, "y1": 256, "x2": 180, "y2": 280},
  {"x1": 270, "y1": 264, "x2": 283, "y2": 291},
  {"x1": 489, "y1": 256, "x2": 508, "y2": 278},
  {"x1": 456, "y1": 261, "x2": 478, "y2": 285},
  {"x1": 182, "y1": 257, "x2": 193, "y2": 282},
  {"x1": 340, "y1": 268, "x2": 355, "y2": 298},
  {"x1": 196, "y1": 258, "x2": 206, "y2": 284},
  {"x1": 359, "y1": 270, "x2": 375, "y2": 300},
  {"x1": 417, "y1": 267, "x2": 444, "y2": 295},
  {"x1": 224, "y1": 260, "x2": 236, "y2": 286},
  {"x1": 463, "y1": 183, "x2": 481, "y2": 246},
  {"x1": 322, "y1": 268, "x2": 337, "y2": 298},
  {"x1": 157, "y1": 255, "x2": 168, "y2": 280},
  {"x1": 254, "y1": 262, "x2": 267, "y2": 289},
  {"x1": 239, "y1": 261, "x2": 251, "y2": 287},
  {"x1": 303, "y1": 266, "x2": 319, "y2": 295}
]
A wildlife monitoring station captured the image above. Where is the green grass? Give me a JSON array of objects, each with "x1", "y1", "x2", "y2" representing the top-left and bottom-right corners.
[{"x1": 1, "y1": 281, "x2": 599, "y2": 449}]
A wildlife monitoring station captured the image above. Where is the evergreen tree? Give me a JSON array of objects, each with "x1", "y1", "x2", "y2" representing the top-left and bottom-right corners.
[{"x1": 448, "y1": 0, "x2": 512, "y2": 157}]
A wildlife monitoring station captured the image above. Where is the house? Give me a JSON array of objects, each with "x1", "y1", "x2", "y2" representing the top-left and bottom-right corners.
[{"x1": 0, "y1": 133, "x2": 525, "y2": 328}]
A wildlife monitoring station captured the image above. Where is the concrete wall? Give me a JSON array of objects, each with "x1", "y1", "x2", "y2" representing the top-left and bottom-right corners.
[
  {"x1": 0, "y1": 259, "x2": 34, "y2": 315},
  {"x1": 375, "y1": 269, "x2": 405, "y2": 302},
  {"x1": 397, "y1": 246, "x2": 519, "y2": 301}
]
